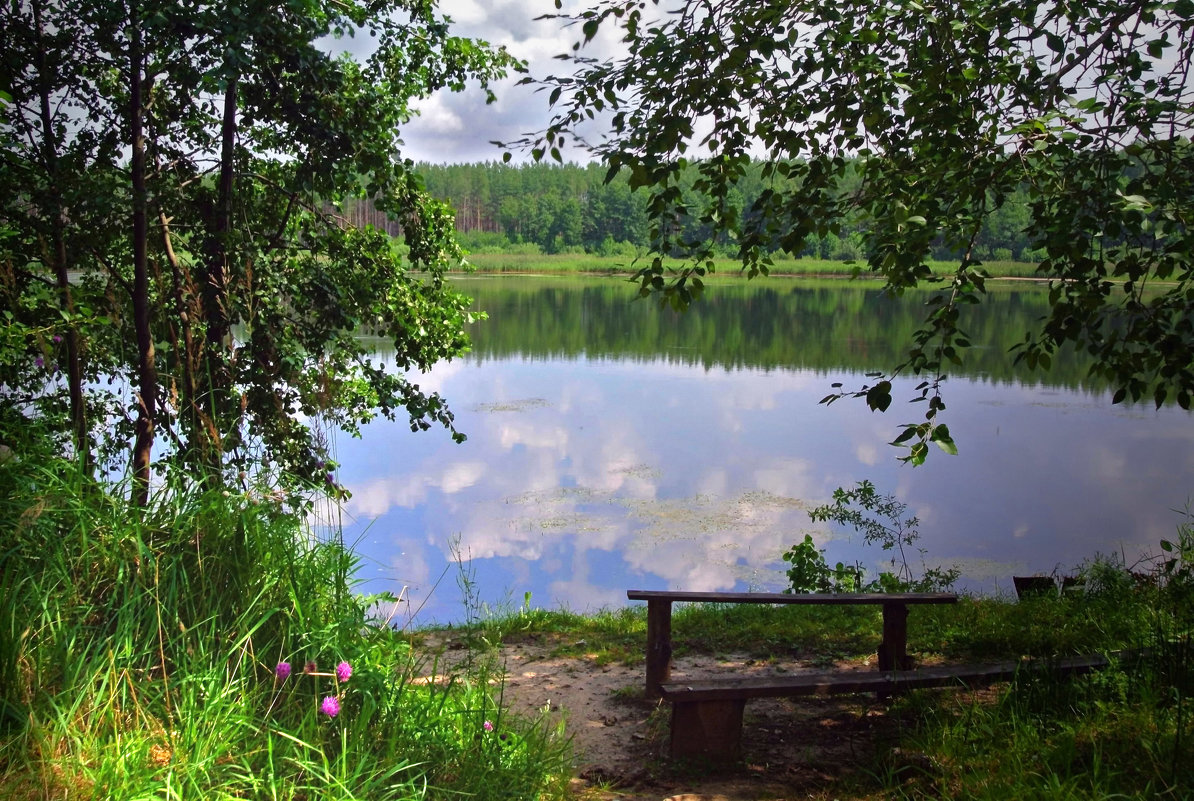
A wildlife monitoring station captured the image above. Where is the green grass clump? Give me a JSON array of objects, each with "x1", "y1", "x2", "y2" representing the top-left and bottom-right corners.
[{"x1": 0, "y1": 460, "x2": 571, "y2": 800}]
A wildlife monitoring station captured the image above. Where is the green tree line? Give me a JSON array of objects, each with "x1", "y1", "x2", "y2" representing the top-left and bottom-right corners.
[
  {"x1": 450, "y1": 277, "x2": 1099, "y2": 390},
  {"x1": 404, "y1": 160, "x2": 1040, "y2": 263}
]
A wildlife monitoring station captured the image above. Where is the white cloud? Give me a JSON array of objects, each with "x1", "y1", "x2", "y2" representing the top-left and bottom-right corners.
[
  {"x1": 408, "y1": 94, "x2": 466, "y2": 135},
  {"x1": 347, "y1": 459, "x2": 488, "y2": 518},
  {"x1": 439, "y1": 460, "x2": 487, "y2": 493},
  {"x1": 496, "y1": 419, "x2": 569, "y2": 452}
]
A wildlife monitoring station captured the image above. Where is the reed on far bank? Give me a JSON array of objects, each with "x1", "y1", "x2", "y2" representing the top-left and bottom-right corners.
[{"x1": 454, "y1": 250, "x2": 1046, "y2": 281}]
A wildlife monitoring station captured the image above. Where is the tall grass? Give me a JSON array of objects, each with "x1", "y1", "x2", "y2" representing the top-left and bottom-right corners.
[{"x1": 0, "y1": 460, "x2": 571, "y2": 800}]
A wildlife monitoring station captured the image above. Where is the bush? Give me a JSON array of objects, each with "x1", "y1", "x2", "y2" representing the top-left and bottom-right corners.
[
  {"x1": 789, "y1": 480, "x2": 959, "y2": 593},
  {"x1": 457, "y1": 230, "x2": 514, "y2": 252}
]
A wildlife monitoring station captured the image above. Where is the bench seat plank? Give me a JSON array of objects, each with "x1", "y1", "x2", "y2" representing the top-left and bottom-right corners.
[
  {"x1": 661, "y1": 654, "x2": 1114, "y2": 760},
  {"x1": 627, "y1": 590, "x2": 957, "y2": 605},
  {"x1": 660, "y1": 654, "x2": 1111, "y2": 702}
]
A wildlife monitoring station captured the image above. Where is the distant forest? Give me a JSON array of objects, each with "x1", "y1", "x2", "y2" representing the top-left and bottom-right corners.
[{"x1": 343, "y1": 161, "x2": 1041, "y2": 262}]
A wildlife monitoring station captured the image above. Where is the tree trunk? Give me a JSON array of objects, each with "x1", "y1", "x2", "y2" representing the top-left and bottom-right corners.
[
  {"x1": 129, "y1": 7, "x2": 156, "y2": 506},
  {"x1": 32, "y1": 0, "x2": 91, "y2": 474},
  {"x1": 195, "y1": 75, "x2": 238, "y2": 473},
  {"x1": 160, "y1": 211, "x2": 203, "y2": 453}
]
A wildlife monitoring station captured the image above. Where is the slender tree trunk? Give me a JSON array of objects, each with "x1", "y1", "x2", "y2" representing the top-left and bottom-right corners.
[
  {"x1": 130, "y1": 7, "x2": 156, "y2": 506},
  {"x1": 32, "y1": 0, "x2": 92, "y2": 474},
  {"x1": 160, "y1": 212, "x2": 202, "y2": 448},
  {"x1": 207, "y1": 76, "x2": 236, "y2": 351},
  {"x1": 195, "y1": 75, "x2": 238, "y2": 472}
]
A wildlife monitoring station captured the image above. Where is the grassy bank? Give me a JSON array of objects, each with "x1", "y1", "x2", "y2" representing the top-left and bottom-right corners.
[
  {"x1": 456, "y1": 251, "x2": 1046, "y2": 280},
  {"x1": 0, "y1": 461, "x2": 571, "y2": 800},
  {"x1": 4, "y1": 457, "x2": 1190, "y2": 800},
  {"x1": 440, "y1": 540, "x2": 1194, "y2": 800}
]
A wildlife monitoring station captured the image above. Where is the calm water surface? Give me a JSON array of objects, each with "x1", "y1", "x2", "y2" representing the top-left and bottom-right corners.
[{"x1": 329, "y1": 276, "x2": 1194, "y2": 624}]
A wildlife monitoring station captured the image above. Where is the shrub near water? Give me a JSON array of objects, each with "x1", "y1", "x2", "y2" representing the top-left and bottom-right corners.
[{"x1": 0, "y1": 460, "x2": 569, "y2": 800}]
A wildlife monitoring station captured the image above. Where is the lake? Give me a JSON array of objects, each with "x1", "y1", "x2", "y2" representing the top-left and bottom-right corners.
[{"x1": 326, "y1": 275, "x2": 1194, "y2": 625}]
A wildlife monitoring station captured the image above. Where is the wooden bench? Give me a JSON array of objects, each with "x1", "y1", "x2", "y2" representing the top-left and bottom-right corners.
[
  {"x1": 659, "y1": 655, "x2": 1111, "y2": 759},
  {"x1": 625, "y1": 590, "x2": 1109, "y2": 759},
  {"x1": 626, "y1": 589, "x2": 959, "y2": 698}
]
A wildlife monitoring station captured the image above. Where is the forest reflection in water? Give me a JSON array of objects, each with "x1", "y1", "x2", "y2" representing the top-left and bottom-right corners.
[{"x1": 331, "y1": 276, "x2": 1194, "y2": 624}]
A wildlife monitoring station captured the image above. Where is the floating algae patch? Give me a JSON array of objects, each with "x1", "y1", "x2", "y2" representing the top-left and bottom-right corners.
[
  {"x1": 611, "y1": 463, "x2": 661, "y2": 480},
  {"x1": 472, "y1": 397, "x2": 550, "y2": 413},
  {"x1": 620, "y1": 490, "x2": 810, "y2": 540},
  {"x1": 490, "y1": 485, "x2": 811, "y2": 593},
  {"x1": 737, "y1": 490, "x2": 807, "y2": 510},
  {"x1": 500, "y1": 487, "x2": 614, "y2": 535},
  {"x1": 615, "y1": 491, "x2": 813, "y2": 589},
  {"x1": 531, "y1": 513, "x2": 606, "y2": 532},
  {"x1": 504, "y1": 487, "x2": 602, "y2": 506}
]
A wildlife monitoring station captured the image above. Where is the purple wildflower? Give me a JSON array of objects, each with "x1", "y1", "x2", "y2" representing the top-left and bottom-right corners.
[
  {"x1": 483, "y1": 720, "x2": 494, "y2": 732},
  {"x1": 325, "y1": 472, "x2": 335, "y2": 484},
  {"x1": 275, "y1": 661, "x2": 292, "y2": 680},
  {"x1": 34, "y1": 356, "x2": 44, "y2": 369},
  {"x1": 304, "y1": 660, "x2": 317, "y2": 675},
  {"x1": 52, "y1": 335, "x2": 63, "y2": 344},
  {"x1": 335, "y1": 661, "x2": 352, "y2": 683},
  {"x1": 321, "y1": 696, "x2": 340, "y2": 717}
]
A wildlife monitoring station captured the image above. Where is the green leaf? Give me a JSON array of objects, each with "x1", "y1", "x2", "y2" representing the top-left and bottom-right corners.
[
  {"x1": 930, "y1": 425, "x2": 958, "y2": 455},
  {"x1": 865, "y1": 381, "x2": 892, "y2": 413},
  {"x1": 909, "y1": 442, "x2": 928, "y2": 466}
]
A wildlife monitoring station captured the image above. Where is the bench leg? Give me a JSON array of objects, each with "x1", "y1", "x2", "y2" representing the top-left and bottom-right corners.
[
  {"x1": 880, "y1": 602, "x2": 912, "y2": 672},
  {"x1": 670, "y1": 699, "x2": 746, "y2": 761},
  {"x1": 644, "y1": 599, "x2": 673, "y2": 698}
]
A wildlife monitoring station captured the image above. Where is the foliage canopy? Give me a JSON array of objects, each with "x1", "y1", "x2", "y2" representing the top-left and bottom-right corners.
[
  {"x1": 1, "y1": 0, "x2": 519, "y2": 497},
  {"x1": 526, "y1": 0, "x2": 1194, "y2": 462}
]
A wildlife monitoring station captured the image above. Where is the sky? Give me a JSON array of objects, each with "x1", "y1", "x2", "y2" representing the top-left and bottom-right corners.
[
  {"x1": 372, "y1": 0, "x2": 623, "y2": 165},
  {"x1": 360, "y1": 3, "x2": 1180, "y2": 166}
]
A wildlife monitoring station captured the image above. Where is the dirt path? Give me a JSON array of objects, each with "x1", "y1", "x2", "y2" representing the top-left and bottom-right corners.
[{"x1": 422, "y1": 633, "x2": 925, "y2": 800}]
